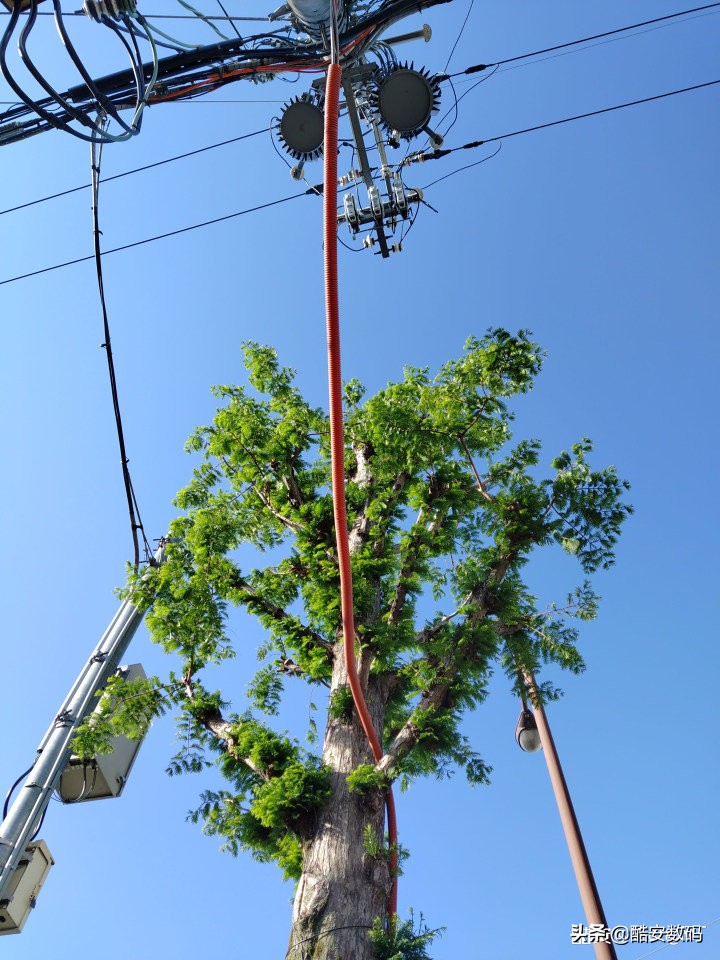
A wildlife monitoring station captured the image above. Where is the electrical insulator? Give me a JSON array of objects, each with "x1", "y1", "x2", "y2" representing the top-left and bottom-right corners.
[
  {"x1": 392, "y1": 174, "x2": 408, "y2": 215},
  {"x1": 277, "y1": 95, "x2": 324, "y2": 162},
  {"x1": 372, "y1": 63, "x2": 441, "y2": 141},
  {"x1": 83, "y1": 0, "x2": 136, "y2": 21},
  {"x1": 343, "y1": 193, "x2": 360, "y2": 231},
  {"x1": 368, "y1": 185, "x2": 383, "y2": 221}
]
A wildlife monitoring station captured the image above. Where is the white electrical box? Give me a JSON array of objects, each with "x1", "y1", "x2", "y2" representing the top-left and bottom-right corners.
[
  {"x1": 0, "y1": 840, "x2": 54, "y2": 935},
  {"x1": 56, "y1": 663, "x2": 147, "y2": 803}
]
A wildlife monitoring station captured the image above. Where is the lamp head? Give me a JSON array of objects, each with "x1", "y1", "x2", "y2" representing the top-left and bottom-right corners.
[{"x1": 515, "y1": 707, "x2": 542, "y2": 753}]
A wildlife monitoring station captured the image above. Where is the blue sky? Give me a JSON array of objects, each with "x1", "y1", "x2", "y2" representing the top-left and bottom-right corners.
[{"x1": 1, "y1": 1, "x2": 718, "y2": 958}]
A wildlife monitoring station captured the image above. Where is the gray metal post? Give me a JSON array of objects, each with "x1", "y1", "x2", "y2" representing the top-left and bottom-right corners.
[{"x1": 0, "y1": 543, "x2": 166, "y2": 904}]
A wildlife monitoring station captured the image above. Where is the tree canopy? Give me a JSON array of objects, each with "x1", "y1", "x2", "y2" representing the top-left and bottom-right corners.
[{"x1": 75, "y1": 328, "x2": 631, "y2": 957}]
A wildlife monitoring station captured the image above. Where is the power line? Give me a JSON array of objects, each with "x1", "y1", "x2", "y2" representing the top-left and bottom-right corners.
[
  {"x1": 443, "y1": 2, "x2": 720, "y2": 79},
  {"x1": 404, "y1": 78, "x2": 720, "y2": 165},
  {"x1": 3, "y1": 2, "x2": 718, "y2": 219},
  {"x1": 0, "y1": 190, "x2": 311, "y2": 286},
  {"x1": 0, "y1": 126, "x2": 267, "y2": 218},
  {"x1": 1, "y1": 77, "x2": 717, "y2": 287},
  {"x1": 0, "y1": 9, "x2": 271, "y2": 19}
]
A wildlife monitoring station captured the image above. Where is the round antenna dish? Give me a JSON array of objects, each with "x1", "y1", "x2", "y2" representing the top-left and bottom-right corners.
[
  {"x1": 278, "y1": 97, "x2": 324, "y2": 161},
  {"x1": 375, "y1": 65, "x2": 440, "y2": 139}
]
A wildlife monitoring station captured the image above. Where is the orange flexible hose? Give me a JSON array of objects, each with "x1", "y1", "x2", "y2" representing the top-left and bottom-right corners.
[{"x1": 323, "y1": 61, "x2": 399, "y2": 920}]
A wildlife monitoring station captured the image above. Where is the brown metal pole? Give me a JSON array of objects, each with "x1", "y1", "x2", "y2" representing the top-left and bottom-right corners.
[{"x1": 524, "y1": 672, "x2": 618, "y2": 960}]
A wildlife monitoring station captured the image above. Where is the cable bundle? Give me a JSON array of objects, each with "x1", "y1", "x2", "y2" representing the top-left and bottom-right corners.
[{"x1": 0, "y1": 0, "x2": 157, "y2": 142}]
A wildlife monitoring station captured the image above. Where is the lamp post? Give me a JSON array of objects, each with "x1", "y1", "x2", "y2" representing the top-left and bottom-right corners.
[{"x1": 516, "y1": 673, "x2": 618, "y2": 960}]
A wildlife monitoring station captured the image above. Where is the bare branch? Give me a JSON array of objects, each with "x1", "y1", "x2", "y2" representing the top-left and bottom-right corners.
[{"x1": 458, "y1": 435, "x2": 495, "y2": 503}]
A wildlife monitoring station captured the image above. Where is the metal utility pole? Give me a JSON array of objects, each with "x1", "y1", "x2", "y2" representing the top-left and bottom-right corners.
[
  {"x1": 0, "y1": 542, "x2": 166, "y2": 923},
  {"x1": 523, "y1": 672, "x2": 618, "y2": 960}
]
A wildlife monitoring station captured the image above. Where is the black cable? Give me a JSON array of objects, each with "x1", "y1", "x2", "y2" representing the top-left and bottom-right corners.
[
  {"x1": 3, "y1": 766, "x2": 33, "y2": 818},
  {"x1": 437, "y1": 65, "x2": 498, "y2": 137},
  {"x1": 29, "y1": 805, "x2": 47, "y2": 842},
  {"x1": 0, "y1": 10, "x2": 272, "y2": 19},
  {"x1": 443, "y1": 2, "x2": 720, "y2": 79},
  {"x1": 0, "y1": 190, "x2": 309, "y2": 286},
  {"x1": 0, "y1": 0, "x2": 90, "y2": 140},
  {"x1": 442, "y1": 0, "x2": 472, "y2": 74},
  {"x1": 0, "y1": 126, "x2": 267, "y2": 218},
  {"x1": 2, "y1": 78, "x2": 717, "y2": 285},
  {"x1": 420, "y1": 142, "x2": 501, "y2": 189},
  {"x1": 405, "y1": 78, "x2": 720, "y2": 164},
  {"x1": 215, "y1": 0, "x2": 241, "y2": 40},
  {"x1": 90, "y1": 127, "x2": 151, "y2": 570}
]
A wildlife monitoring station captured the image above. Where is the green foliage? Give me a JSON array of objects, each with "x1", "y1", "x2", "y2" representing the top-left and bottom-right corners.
[
  {"x1": 328, "y1": 685, "x2": 355, "y2": 721},
  {"x1": 363, "y1": 823, "x2": 383, "y2": 858},
  {"x1": 251, "y1": 759, "x2": 332, "y2": 830},
  {"x1": 347, "y1": 764, "x2": 391, "y2": 795},
  {"x1": 187, "y1": 753, "x2": 329, "y2": 880},
  {"x1": 73, "y1": 675, "x2": 173, "y2": 760},
  {"x1": 133, "y1": 330, "x2": 631, "y2": 892},
  {"x1": 369, "y1": 913, "x2": 444, "y2": 960},
  {"x1": 247, "y1": 664, "x2": 284, "y2": 715}
]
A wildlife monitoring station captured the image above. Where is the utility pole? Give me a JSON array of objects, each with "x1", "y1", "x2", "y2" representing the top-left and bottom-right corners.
[
  {"x1": 0, "y1": 542, "x2": 166, "y2": 931},
  {"x1": 521, "y1": 671, "x2": 618, "y2": 960}
]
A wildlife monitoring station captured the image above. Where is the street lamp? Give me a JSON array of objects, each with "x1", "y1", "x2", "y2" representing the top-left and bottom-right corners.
[
  {"x1": 516, "y1": 673, "x2": 618, "y2": 960},
  {"x1": 515, "y1": 706, "x2": 542, "y2": 752}
]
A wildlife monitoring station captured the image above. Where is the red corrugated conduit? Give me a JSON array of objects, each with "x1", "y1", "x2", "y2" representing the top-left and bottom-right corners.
[{"x1": 322, "y1": 60, "x2": 399, "y2": 920}]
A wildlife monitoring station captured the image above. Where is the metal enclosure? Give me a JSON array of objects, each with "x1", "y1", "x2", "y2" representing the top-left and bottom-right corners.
[
  {"x1": 0, "y1": 841, "x2": 54, "y2": 935},
  {"x1": 56, "y1": 663, "x2": 147, "y2": 803}
]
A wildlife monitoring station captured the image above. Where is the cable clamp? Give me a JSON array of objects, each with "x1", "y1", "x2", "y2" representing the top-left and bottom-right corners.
[{"x1": 54, "y1": 709, "x2": 73, "y2": 727}]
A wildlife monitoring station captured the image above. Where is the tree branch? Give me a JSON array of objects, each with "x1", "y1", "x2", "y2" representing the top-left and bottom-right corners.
[
  {"x1": 232, "y1": 577, "x2": 335, "y2": 655},
  {"x1": 387, "y1": 475, "x2": 449, "y2": 626},
  {"x1": 218, "y1": 453, "x2": 308, "y2": 535},
  {"x1": 458, "y1": 435, "x2": 495, "y2": 503},
  {"x1": 182, "y1": 672, "x2": 270, "y2": 780},
  {"x1": 378, "y1": 554, "x2": 513, "y2": 775}
]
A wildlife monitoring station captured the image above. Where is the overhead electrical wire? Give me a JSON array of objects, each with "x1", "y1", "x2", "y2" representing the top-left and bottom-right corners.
[
  {"x1": 442, "y1": 0, "x2": 472, "y2": 73},
  {"x1": 401, "y1": 77, "x2": 720, "y2": 168},
  {"x1": 0, "y1": 0, "x2": 714, "y2": 143},
  {"x1": 420, "y1": 141, "x2": 501, "y2": 190},
  {"x1": 441, "y1": 2, "x2": 720, "y2": 79},
  {"x1": 90, "y1": 122, "x2": 152, "y2": 570},
  {"x1": 0, "y1": 0, "x2": 160, "y2": 143},
  {"x1": 0, "y1": 0, "x2": 453, "y2": 141},
  {"x1": 0, "y1": 190, "x2": 311, "y2": 285},
  {"x1": 1, "y1": 73, "x2": 716, "y2": 286},
  {"x1": 0, "y1": 125, "x2": 268, "y2": 218}
]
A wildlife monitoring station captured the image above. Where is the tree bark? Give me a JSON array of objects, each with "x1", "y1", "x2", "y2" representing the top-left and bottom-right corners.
[{"x1": 286, "y1": 648, "x2": 390, "y2": 960}]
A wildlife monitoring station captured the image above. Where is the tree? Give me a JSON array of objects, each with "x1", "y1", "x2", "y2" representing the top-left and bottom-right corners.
[{"x1": 77, "y1": 329, "x2": 631, "y2": 960}]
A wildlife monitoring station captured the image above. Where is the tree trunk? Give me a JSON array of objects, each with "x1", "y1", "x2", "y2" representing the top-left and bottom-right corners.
[{"x1": 286, "y1": 649, "x2": 391, "y2": 960}]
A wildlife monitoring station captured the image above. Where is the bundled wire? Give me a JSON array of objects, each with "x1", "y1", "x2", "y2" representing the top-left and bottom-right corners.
[
  {"x1": 90, "y1": 123, "x2": 151, "y2": 569},
  {"x1": 0, "y1": 0, "x2": 451, "y2": 141},
  {"x1": 0, "y1": 0, "x2": 158, "y2": 142}
]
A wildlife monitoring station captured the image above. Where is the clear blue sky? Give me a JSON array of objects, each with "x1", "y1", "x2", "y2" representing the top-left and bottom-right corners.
[{"x1": 1, "y1": 1, "x2": 718, "y2": 958}]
